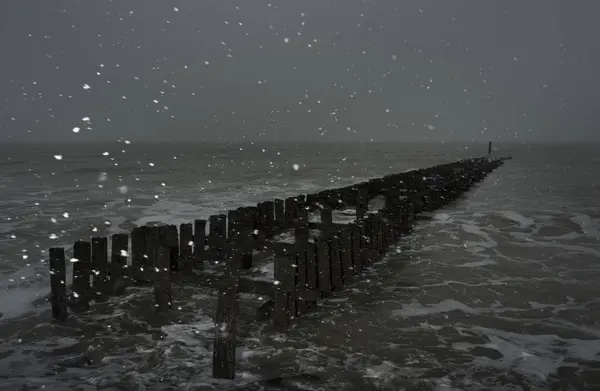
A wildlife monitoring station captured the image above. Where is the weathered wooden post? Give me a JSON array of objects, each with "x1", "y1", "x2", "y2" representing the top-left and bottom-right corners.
[
  {"x1": 91, "y1": 237, "x2": 110, "y2": 301},
  {"x1": 284, "y1": 197, "x2": 295, "y2": 223},
  {"x1": 213, "y1": 212, "x2": 243, "y2": 379},
  {"x1": 329, "y1": 230, "x2": 343, "y2": 290},
  {"x1": 159, "y1": 225, "x2": 180, "y2": 271},
  {"x1": 179, "y1": 223, "x2": 194, "y2": 272},
  {"x1": 320, "y1": 206, "x2": 333, "y2": 224},
  {"x1": 110, "y1": 233, "x2": 128, "y2": 294},
  {"x1": 238, "y1": 208, "x2": 254, "y2": 269},
  {"x1": 316, "y1": 238, "x2": 332, "y2": 295},
  {"x1": 339, "y1": 228, "x2": 353, "y2": 281},
  {"x1": 350, "y1": 223, "x2": 362, "y2": 272},
  {"x1": 273, "y1": 248, "x2": 295, "y2": 328},
  {"x1": 194, "y1": 219, "x2": 207, "y2": 268},
  {"x1": 131, "y1": 226, "x2": 150, "y2": 282},
  {"x1": 209, "y1": 214, "x2": 227, "y2": 264},
  {"x1": 356, "y1": 186, "x2": 369, "y2": 220},
  {"x1": 488, "y1": 141, "x2": 492, "y2": 155},
  {"x1": 72, "y1": 240, "x2": 91, "y2": 311},
  {"x1": 154, "y1": 241, "x2": 172, "y2": 312},
  {"x1": 49, "y1": 247, "x2": 68, "y2": 321},
  {"x1": 274, "y1": 198, "x2": 285, "y2": 225},
  {"x1": 294, "y1": 220, "x2": 310, "y2": 315}
]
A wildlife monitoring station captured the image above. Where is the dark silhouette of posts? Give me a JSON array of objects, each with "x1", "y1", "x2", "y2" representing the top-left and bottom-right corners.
[
  {"x1": 110, "y1": 233, "x2": 128, "y2": 294},
  {"x1": 212, "y1": 217, "x2": 242, "y2": 380},
  {"x1": 49, "y1": 247, "x2": 68, "y2": 321},
  {"x1": 72, "y1": 240, "x2": 91, "y2": 311},
  {"x1": 194, "y1": 219, "x2": 207, "y2": 268},
  {"x1": 91, "y1": 237, "x2": 109, "y2": 301}
]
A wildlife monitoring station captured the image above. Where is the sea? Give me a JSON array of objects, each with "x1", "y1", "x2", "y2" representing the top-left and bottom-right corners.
[{"x1": 0, "y1": 142, "x2": 599, "y2": 391}]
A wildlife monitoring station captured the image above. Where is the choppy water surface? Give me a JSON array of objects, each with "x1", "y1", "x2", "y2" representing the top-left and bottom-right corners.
[{"x1": 1, "y1": 142, "x2": 599, "y2": 390}]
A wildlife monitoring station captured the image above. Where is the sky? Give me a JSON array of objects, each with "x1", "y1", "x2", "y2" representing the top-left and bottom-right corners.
[{"x1": 1, "y1": 0, "x2": 598, "y2": 143}]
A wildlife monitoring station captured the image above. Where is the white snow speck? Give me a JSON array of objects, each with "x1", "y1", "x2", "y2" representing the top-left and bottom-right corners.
[
  {"x1": 54, "y1": 154, "x2": 63, "y2": 160},
  {"x1": 102, "y1": 151, "x2": 110, "y2": 156},
  {"x1": 284, "y1": 37, "x2": 290, "y2": 43},
  {"x1": 82, "y1": 84, "x2": 91, "y2": 90},
  {"x1": 173, "y1": 7, "x2": 179, "y2": 12},
  {"x1": 62, "y1": 212, "x2": 69, "y2": 218},
  {"x1": 82, "y1": 116, "x2": 90, "y2": 122},
  {"x1": 72, "y1": 127, "x2": 80, "y2": 133},
  {"x1": 118, "y1": 185, "x2": 128, "y2": 194},
  {"x1": 292, "y1": 164, "x2": 300, "y2": 171},
  {"x1": 49, "y1": 233, "x2": 58, "y2": 240}
]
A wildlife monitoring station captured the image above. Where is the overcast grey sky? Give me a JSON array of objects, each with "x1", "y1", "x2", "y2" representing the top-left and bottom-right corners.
[{"x1": 1, "y1": 0, "x2": 598, "y2": 143}]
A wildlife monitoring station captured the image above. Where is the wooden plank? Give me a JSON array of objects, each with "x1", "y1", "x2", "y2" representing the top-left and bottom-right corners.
[
  {"x1": 194, "y1": 219, "x2": 207, "y2": 267},
  {"x1": 306, "y1": 242, "x2": 318, "y2": 291},
  {"x1": 71, "y1": 240, "x2": 91, "y2": 311},
  {"x1": 49, "y1": 247, "x2": 68, "y2": 321},
  {"x1": 273, "y1": 252, "x2": 294, "y2": 328},
  {"x1": 91, "y1": 236, "x2": 110, "y2": 301},
  {"x1": 110, "y1": 233, "x2": 128, "y2": 295},
  {"x1": 320, "y1": 207, "x2": 333, "y2": 224}
]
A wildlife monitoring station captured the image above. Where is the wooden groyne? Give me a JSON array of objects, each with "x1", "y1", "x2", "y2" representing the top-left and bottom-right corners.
[{"x1": 47, "y1": 156, "x2": 508, "y2": 378}]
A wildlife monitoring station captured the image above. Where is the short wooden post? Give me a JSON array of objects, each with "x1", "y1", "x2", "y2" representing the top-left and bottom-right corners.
[
  {"x1": 209, "y1": 214, "x2": 227, "y2": 264},
  {"x1": 110, "y1": 233, "x2": 128, "y2": 294},
  {"x1": 356, "y1": 187, "x2": 369, "y2": 220},
  {"x1": 274, "y1": 198, "x2": 285, "y2": 224},
  {"x1": 194, "y1": 219, "x2": 207, "y2": 268},
  {"x1": 284, "y1": 197, "x2": 295, "y2": 222},
  {"x1": 72, "y1": 240, "x2": 91, "y2": 311},
  {"x1": 294, "y1": 223, "x2": 310, "y2": 315},
  {"x1": 273, "y1": 251, "x2": 295, "y2": 328},
  {"x1": 154, "y1": 241, "x2": 172, "y2": 312},
  {"x1": 239, "y1": 209, "x2": 254, "y2": 269},
  {"x1": 350, "y1": 224, "x2": 362, "y2": 272},
  {"x1": 159, "y1": 225, "x2": 180, "y2": 271},
  {"x1": 179, "y1": 223, "x2": 194, "y2": 271},
  {"x1": 316, "y1": 239, "x2": 332, "y2": 295},
  {"x1": 131, "y1": 226, "x2": 150, "y2": 282},
  {"x1": 329, "y1": 232, "x2": 343, "y2": 290},
  {"x1": 49, "y1": 247, "x2": 68, "y2": 321},
  {"x1": 212, "y1": 217, "x2": 242, "y2": 380},
  {"x1": 320, "y1": 207, "x2": 333, "y2": 224},
  {"x1": 91, "y1": 237, "x2": 110, "y2": 301},
  {"x1": 306, "y1": 242, "x2": 318, "y2": 293},
  {"x1": 339, "y1": 229, "x2": 353, "y2": 280}
]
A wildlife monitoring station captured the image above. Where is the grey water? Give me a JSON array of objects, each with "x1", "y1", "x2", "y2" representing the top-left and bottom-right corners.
[{"x1": 1, "y1": 142, "x2": 599, "y2": 390}]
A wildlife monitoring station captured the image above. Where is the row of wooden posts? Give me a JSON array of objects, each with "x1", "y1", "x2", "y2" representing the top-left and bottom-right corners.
[{"x1": 47, "y1": 156, "x2": 507, "y2": 378}]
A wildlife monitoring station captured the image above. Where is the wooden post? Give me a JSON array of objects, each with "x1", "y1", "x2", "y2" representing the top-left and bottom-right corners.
[
  {"x1": 131, "y1": 226, "x2": 149, "y2": 283},
  {"x1": 159, "y1": 225, "x2": 180, "y2": 271},
  {"x1": 306, "y1": 242, "x2": 318, "y2": 294},
  {"x1": 239, "y1": 209, "x2": 254, "y2": 269},
  {"x1": 194, "y1": 219, "x2": 207, "y2": 268},
  {"x1": 209, "y1": 215, "x2": 227, "y2": 264},
  {"x1": 329, "y1": 232, "x2": 343, "y2": 290},
  {"x1": 273, "y1": 250, "x2": 295, "y2": 328},
  {"x1": 72, "y1": 240, "x2": 91, "y2": 311},
  {"x1": 91, "y1": 236, "x2": 110, "y2": 301},
  {"x1": 339, "y1": 229, "x2": 353, "y2": 281},
  {"x1": 274, "y1": 198, "x2": 285, "y2": 224},
  {"x1": 350, "y1": 223, "x2": 362, "y2": 272},
  {"x1": 356, "y1": 187, "x2": 369, "y2": 220},
  {"x1": 213, "y1": 224, "x2": 242, "y2": 379},
  {"x1": 294, "y1": 223, "x2": 309, "y2": 315},
  {"x1": 284, "y1": 197, "x2": 295, "y2": 222},
  {"x1": 110, "y1": 233, "x2": 128, "y2": 294},
  {"x1": 320, "y1": 207, "x2": 333, "y2": 224},
  {"x1": 316, "y1": 239, "x2": 332, "y2": 295},
  {"x1": 488, "y1": 141, "x2": 492, "y2": 155},
  {"x1": 154, "y1": 241, "x2": 172, "y2": 312},
  {"x1": 49, "y1": 247, "x2": 68, "y2": 321},
  {"x1": 179, "y1": 223, "x2": 194, "y2": 272}
]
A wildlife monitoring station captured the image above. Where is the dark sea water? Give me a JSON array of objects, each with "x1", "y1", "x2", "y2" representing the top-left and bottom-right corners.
[{"x1": 1, "y1": 142, "x2": 599, "y2": 390}]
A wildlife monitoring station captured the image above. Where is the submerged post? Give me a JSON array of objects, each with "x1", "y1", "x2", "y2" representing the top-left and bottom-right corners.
[
  {"x1": 49, "y1": 247, "x2": 68, "y2": 321},
  {"x1": 488, "y1": 141, "x2": 492, "y2": 155}
]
